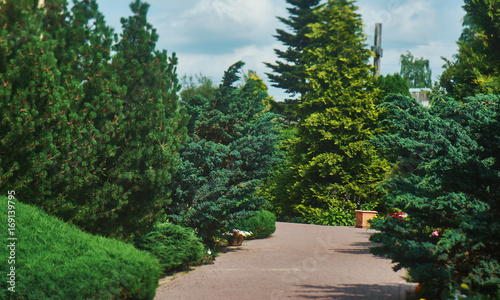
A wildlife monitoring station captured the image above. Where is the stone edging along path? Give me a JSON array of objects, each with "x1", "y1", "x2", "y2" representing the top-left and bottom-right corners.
[{"x1": 154, "y1": 222, "x2": 417, "y2": 300}]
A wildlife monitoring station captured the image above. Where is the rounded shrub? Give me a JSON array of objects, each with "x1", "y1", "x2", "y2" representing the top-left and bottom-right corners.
[
  {"x1": 136, "y1": 222, "x2": 206, "y2": 273},
  {"x1": 233, "y1": 210, "x2": 277, "y2": 239},
  {"x1": 0, "y1": 196, "x2": 160, "y2": 300}
]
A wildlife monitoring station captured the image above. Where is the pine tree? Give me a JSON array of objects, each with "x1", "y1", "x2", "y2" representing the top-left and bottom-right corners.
[
  {"x1": 277, "y1": 0, "x2": 389, "y2": 222},
  {"x1": 168, "y1": 62, "x2": 282, "y2": 246},
  {"x1": 0, "y1": 0, "x2": 104, "y2": 215},
  {"x1": 49, "y1": 0, "x2": 129, "y2": 236},
  {"x1": 0, "y1": 0, "x2": 185, "y2": 241},
  {"x1": 0, "y1": 0, "x2": 75, "y2": 206},
  {"x1": 100, "y1": 0, "x2": 186, "y2": 240}
]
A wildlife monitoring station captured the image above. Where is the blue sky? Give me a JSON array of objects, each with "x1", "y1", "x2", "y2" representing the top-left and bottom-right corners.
[{"x1": 96, "y1": 0, "x2": 466, "y2": 101}]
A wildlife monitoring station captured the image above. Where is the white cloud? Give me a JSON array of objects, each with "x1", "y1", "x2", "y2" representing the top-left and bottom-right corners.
[
  {"x1": 360, "y1": 0, "x2": 436, "y2": 43},
  {"x1": 172, "y1": 0, "x2": 281, "y2": 46},
  {"x1": 175, "y1": 42, "x2": 288, "y2": 100},
  {"x1": 97, "y1": 0, "x2": 465, "y2": 98},
  {"x1": 176, "y1": 43, "x2": 279, "y2": 81},
  {"x1": 358, "y1": 0, "x2": 464, "y2": 81}
]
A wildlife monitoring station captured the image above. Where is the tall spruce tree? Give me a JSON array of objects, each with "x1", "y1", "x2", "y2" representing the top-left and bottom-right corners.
[
  {"x1": 168, "y1": 62, "x2": 282, "y2": 246},
  {"x1": 274, "y1": 0, "x2": 389, "y2": 222},
  {"x1": 265, "y1": 0, "x2": 320, "y2": 122},
  {"x1": 265, "y1": 0, "x2": 320, "y2": 98}
]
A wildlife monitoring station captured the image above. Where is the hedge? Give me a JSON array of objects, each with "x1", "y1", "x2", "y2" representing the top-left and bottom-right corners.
[
  {"x1": 232, "y1": 210, "x2": 277, "y2": 239},
  {"x1": 135, "y1": 222, "x2": 206, "y2": 273}
]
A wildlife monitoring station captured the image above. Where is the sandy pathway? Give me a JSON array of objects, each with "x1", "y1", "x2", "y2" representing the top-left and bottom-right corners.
[{"x1": 154, "y1": 222, "x2": 416, "y2": 299}]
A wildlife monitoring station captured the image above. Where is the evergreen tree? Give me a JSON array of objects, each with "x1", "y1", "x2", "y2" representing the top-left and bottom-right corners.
[
  {"x1": 0, "y1": 0, "x2": 76, "y2": 207},
  {"x1": 0, "y1": 0, "x2": 112, "y2": 223},
  {"x1": 0, "y1": 0, "x2": 185, "y2": 241},
  {"x1": 265, "y1": 0, "x2": 320, "y2": 98},
  {"x1": 439, "y1": 3, "x2": 500, "y2": 98},
  {"x1": 101, "y1": 0, "x2": 186, "y2": 240},
  {"x1": 463, "y1": 0, "x2": 500, "y2": 65},
  {"x1": 274, "y1": 0, "x2": 389, "y2": 222},
  {"x1": 264, "y1": 0, "x2": 320, "y2": 121},
  {"x1": 51, "y1": 0, "x2": 129, "y2": 237},
  {"x1": 370, "y1": 94, "x2": 500, "y2": 298},
  {"x1": 399, "y1": 51, "x2": 432, "y2": 88},
  {"x1": 168, "y1": 62, "x2": 282, "y2": 246}
]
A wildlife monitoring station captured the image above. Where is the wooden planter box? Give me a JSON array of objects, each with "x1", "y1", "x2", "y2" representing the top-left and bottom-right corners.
[{"x1": 355, "y1": 210, "x2": 377, "y2": 229}]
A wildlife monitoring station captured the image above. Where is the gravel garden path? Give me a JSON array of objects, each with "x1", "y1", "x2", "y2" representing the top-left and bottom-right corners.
[{"x1": 154, "y1": 222, "x2": 417, "y2": 299}]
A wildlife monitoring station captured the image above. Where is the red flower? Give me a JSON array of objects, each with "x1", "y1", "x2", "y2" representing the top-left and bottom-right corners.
[{"x1": 389, "y1": 212, "x2": 407, "y2": 219}]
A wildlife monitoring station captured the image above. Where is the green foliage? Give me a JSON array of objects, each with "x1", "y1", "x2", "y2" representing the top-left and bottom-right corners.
[
  {"x1": 232, "y1": 210, "x2": 277, "y2": 239},
  {"x1": 265, "y1": 0, "x2": 321, "y2": 99},
  {"x1": 259, "y1": 124, "x2": 297, "y2": 218},
  {"x1": 370, "y1": 94, "x2": 500, "y2": 297},
  {"x1": 467, "y1": 289, "x2": 500, "y2": 300},
  {"x1": 168, "y1": 62, "x2": 282, "y2": 246},
  {"x1": 375, "y1": 73, "x2": 411, "y2": 101},
  {"x1": 136, "y1": 222, "x2": 205, "y2": 273},
  {"x1": 439, "y1": 3, "x2": 500, "y2": 98},
  {"x1": 0, "y1": 0, "x2": 185, "y2": 241},
  {"x1": 0, "y1": 196, "x2": 160, "y2": 299},
  {"x1": 399, "y1": 51, "x2": 432, "y2": 88},
  {"x1": 180, "y1": 73, "x2": 217, "y2": 103},
  {"x1": 298, "y1": 204, "x2": 355, "y2": 226},
  {"x1": 273, "y1": 0, "x2": 389, "y2": 220},
  {"x1": 98, "y1": 0, "x2": 186, "y2": 240}
]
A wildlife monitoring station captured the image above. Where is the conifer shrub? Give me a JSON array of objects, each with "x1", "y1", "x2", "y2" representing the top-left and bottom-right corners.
[
  {"x1": 370, "y1": 94, "x2": 500, "y2": 298},
  {"x1": 168, "y1": 62, "x2": 282, "y2": 246},
  {"x1": 0, "y1": 196, "x2": 160, "y2": 300},
  {"x1": 232, "y1": 210, "x2": 277, "y2": 239},
  {"x1": 135, "y1": 222, "x2": 206, "y2": 273}
]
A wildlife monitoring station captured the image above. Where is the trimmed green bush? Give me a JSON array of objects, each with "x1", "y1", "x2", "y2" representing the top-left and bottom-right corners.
[
  {"x1": 299, "y1": 205, "x2": 356, "y2": 226},
  {"x1": 136, "y1": 222, "x2": 206, "y2": 273},
  {"x1": 0, "y1": 196, "x2": 160, "y2": 300},
  {"x1": 233, "y1": 210, "x2": 277, "y2": 239}
]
